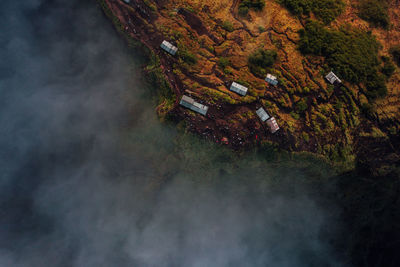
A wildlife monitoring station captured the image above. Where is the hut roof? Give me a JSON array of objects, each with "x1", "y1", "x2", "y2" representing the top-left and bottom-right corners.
[
  {"x1": 265, "y1": 74, "x2": 278, "y2": 86},
  {"x1": 230, "y1": 82, "x2": 248, "y2": 96},
  {"x1": 256, "y1": 107, "x2": 270, "y2": 122},
  {"x1": 160, "y1": 40, "x2": 178, "y2": 55},
  {"x1": 325, "y1": 71, "x2": 341, "y2": 84},
  {"x1": 180, "y1": 95, "x2": 208, "y2": 116},
  {"x1": 266, "y1": 117, "x2": 280, "y2": 133}
]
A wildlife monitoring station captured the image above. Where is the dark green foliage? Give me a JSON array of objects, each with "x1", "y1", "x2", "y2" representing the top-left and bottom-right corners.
[
  {"x1": 390, "y1": 46, "x2": 400, "y2": 66},
  {"x1": 238, "y1": 6, "x2": 249, "y2": 16},
  {"x1": 239, "y1": 0, "x2": 265, "y2": 16},
  {"x1": 364, "y1": 73, "x2": 387, "y2": 99},
  {"x1": 222, "y1": 21, "x2": 234, "y2": 32},
  {"x1": 218, "y1": 57, "x2": 231, "y2": 69},
  {"x1": 280, "y1": 0, "x2": 345, "y2": 24},
  {"x1": 295, "y1": 99, "x2": 308, "y2": 113},
  {"x1": 179, "y1": 50, "x2": 197, "y2": 65},
  {"x1": 248, "y1": 49, "x2": 277, "y2": 77},
  {"x1": 357, "y1": 0, "x2": 389, "y2": 29},
  {"x1": 298, "y1": 21, "x2": 387, "y2": 99},
  {"x1": 360, "y1": 102, "x2": 375, "y2": 118},
  {"x1": 381, "y1": 59, "x2": 395, "y2": 78}
]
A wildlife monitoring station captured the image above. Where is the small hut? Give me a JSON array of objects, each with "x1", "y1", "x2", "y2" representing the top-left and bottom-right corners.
[
  {"x1": 256, "y1": 107, "x2": 270, "y2": 122},
  {"x1": 325, "y1": 71, "x2": 342, "y2": 84},
  {"x1": 180, "y1": 95, "x2": 208, "y2": 116},
  {"x1": 229, "y1": 82, "x2": 248, "y2": 96},
  {"x1": 266, "y1": 117, "x2": 280, "y2": 133},
  {"x1": 160, "y1": 40, "x2": 178, "y2": 56},
  {"x1": 265, "y1": 74, "x2": 278, "y2": 86}
]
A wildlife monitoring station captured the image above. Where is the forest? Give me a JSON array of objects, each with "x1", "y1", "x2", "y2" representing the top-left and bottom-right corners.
[{"x1": 298, "y1": 21, "x2": 388, "y2": 99}]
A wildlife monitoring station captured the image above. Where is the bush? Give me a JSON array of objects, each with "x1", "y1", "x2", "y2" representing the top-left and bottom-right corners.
[
  {"x1": 179, "y1": 50, "x2": 197, "y2": 65},
  {"x1": 364, "y1": 73, "x2": 387, "y2": 99},
  {"x1": 381, "y1": 59, "x2": 395, "y2": 78},
  {"x1": 357, "y1": 0, "x2": 389, "y2": 29},
  {"x1": 281, "y1": 0, "x2": 345, "y2": 24},
  {"x1": 222, "y1": 21, "x2": 234, "y2": 32},
  {"x1": 239, "y1": 0, "x2": 265, "y2": 16},
  {"x1": 296, "y1": 99, "x2": 308, "y2": 113},
  {"x1": 360, "y1": 102, "x2": 375, "y2": 118},
  {"x1": 298, "y1": 21, "x2": 387, "y2": 99},
  {"x1": 218, "y1": 57, "x2": 231, "y2": 69},
  {"x1": 238, "y1": 6, "x2": 249, "y2": 16},
  {"x1": 248, "y1": 49, "x2": 277, "y2": 77},
  {"x1": 390, "y1": 46, "x2": 400, "y2": 66}
]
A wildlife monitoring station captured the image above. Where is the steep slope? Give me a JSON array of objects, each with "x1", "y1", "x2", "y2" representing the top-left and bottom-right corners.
[{"x1": 98, "y1": 0, "x2": 400, "y2": 173}]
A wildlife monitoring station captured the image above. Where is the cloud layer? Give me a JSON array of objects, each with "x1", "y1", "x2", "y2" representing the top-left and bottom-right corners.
[{"x1": 0, "y1": 0, "x2": 345, "y2": 266}]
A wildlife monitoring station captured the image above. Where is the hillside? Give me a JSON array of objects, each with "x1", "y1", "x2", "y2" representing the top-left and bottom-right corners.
[{"x1": 99, "y1": 0, "x2": 400, "y2": 174}]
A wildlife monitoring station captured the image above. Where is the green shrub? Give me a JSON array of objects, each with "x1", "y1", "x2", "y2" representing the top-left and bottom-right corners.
[
  {"x1": 281, "y1": 0, "x2": 345, "y2": 24},
  {"x1": 360, "y1": 102, "x2": 375, "y2": 118},
  {"x1": 218, "y1": 57, "x2": 231, "y2": 69},
  {"x1": 390, "y1": 46, "x2": 400, "y2": 66},
  {"x1": 357, "y1": 0, "x2": 389, "y2": 29},
  {"x1": 239, "y1": 0, "x2": 265, "y2": 16},
  {"x1": 179, "y1": 50, "x2": 197, "y2": 65},
  {"x1": 291, "y1": 111, "x2": 300, "y2": 120},
  {"x1": 381, "y1": 59, "x2": 395, "y2": 78},
  {"x1": 238, "y1": 6, "x2": 249, "y2": 16},
  {"x1": 222, "y1": 21, "x2": 234, "y2": 32},
  {"x1": 248, "y1": 49, "x2": 277, "y2": 77},
  {"x1": 364, "y1": 73, "x2": 387, "y2": 99},
  {"x1": 296, "y1": 99, "x2": 308, "y2": 113},
  {"x1": 299, "y1": 21, "x2": 387, "y2": 98},
  {"x1": 302, "y1": 132, "x2": 310, "y2": 142}
]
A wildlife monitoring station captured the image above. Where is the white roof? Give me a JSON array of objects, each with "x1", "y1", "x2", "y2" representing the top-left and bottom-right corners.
[
  {"x1": 256, "y1": 107, "x2": 270, "y2": 122},
  {"x1": 325, "y1": 71, "x2": 341, "y2": 84},
  {"x1": 160, "y1": 40, "x2": 178, "y2": 55},
  {"x1": 266, "y1": 74, "x2": 277, "y2": 80},
  {"x1": 230, "y1": 82, "x2": 248, "y2": 96},
  {"x1": 265, "y1": 74, "x2": 279, "y2": 86},
  {"x1": 180, "y1": 95, "x2": 208, "y2": 115}
]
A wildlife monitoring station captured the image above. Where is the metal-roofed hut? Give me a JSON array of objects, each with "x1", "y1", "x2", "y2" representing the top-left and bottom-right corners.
[
  {"x1": 265, "y1": 74, "x2": 278, "y2": 86},
  {"x1": 160, "y1": 40, "x2": 178, "y2": 55},
  {"x1": 266, "y1": 117, "x2": 280, "y2": 133},
  {"x1": 256, "y1": 107, "x2": 270, "y2": 122},
  {"x1": 325, "y1": 71, "x2": 342, "y2": 85},
  {"x1": 179, "y1": 95, "x2": 208, "y2": 116},
  {"x1": 229, "y1": 82, "x2": 248, "y2": 96}
]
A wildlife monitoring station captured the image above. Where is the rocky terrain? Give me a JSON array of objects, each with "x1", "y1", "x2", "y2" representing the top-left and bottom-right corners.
[{"x1": 98, "y1": 0, "x2": 400, "y2": 174}]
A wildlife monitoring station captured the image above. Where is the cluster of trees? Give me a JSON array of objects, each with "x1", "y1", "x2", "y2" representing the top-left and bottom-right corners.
[
  {"x1": 248, "y1": 49, "x2": 277, "y2": 77},
  {"x1": 239, "y1": 0, "x2": 265, "y2": 16},
  {"x1": 280, "y1": 0, "x2": 345, "y2": 24},
  {"x1": 299, "y1": 21, "x2": 387, "y2": 99},
  {"x1": 357, "y1": 0, "x2": 390, "y2": 29}
]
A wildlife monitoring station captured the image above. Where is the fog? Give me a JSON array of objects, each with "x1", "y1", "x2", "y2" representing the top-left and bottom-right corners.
[{"x1": 0, "y1": 0, "x2": 345, "y2": 266}]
